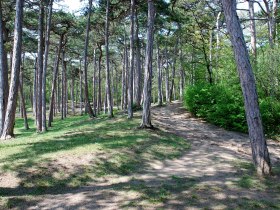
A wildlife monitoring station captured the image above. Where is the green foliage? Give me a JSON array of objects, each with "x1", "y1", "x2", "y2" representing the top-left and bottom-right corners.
[
  {"x1": 184, "y1": 84, "x2": 247, "y2": 132},
  {"x1": 259, "y1": 98, "x2": 280, "y2": 135},
  {"x1": 184, "y1": 84, "x2": 280, "y2": 136}
]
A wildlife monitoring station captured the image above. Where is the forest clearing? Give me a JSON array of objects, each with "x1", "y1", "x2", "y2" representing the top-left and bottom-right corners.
[{"x1": 1, "y1": 0, "x2": 280, "y2": 209}]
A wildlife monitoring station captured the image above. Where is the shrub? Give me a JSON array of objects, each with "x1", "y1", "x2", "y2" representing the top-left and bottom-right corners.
[
  {"x1": 260, "y1": 98, "x2": 280, "y2": 135},
  {"x1": 184, "y1": 84, "x2": 280, "y2": 136}
]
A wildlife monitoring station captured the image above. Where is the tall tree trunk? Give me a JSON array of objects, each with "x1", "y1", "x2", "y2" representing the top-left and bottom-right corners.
[
  {"x1": 157, "y1": 45, "x2": 163, "y2": 106},
  {"x1": 93, "y1": 48, "x2": 97, "y2": 116},
  {"x1": 2, "y1": 21, "x2": 8, "y2": 118},
  {"x1": 134, "y1": 9, "x2": 142, "y2": 107},
  {"x1": 79, "y1": 60, "x2": 83, "y2": 115},
  {"x1": 71, "y1": 75, "x2": 75, "y2": 115},
  {"x1": 209, "y1": 30, "x2": 213, "y2": 83},
  {"x1": 169, "y1": 39, "x2": 178, "y2": 101},
  {"x1": 33, "y1": 58, "x2": 37, "y2": 118},
  {"x1": 248, "y1": 0, "x2": 257, "y2": 63},
  {"x1": 83, "y1": 0, "x2": 95, "y2": 118},
  {"x1": 121, "y1": 47, "x2": 126, "y2": 110},
  {"x1": 48, "y1": 34, "x2": 64, "y2": 127},
  {"x1": 61, "y1": 50, "x2": 66, "y2": 120},
  {"x1": 19, "y1": 70, "x2": 29, "y2": 130},
  {"x1": 140, "y1": 0, "x2": 155, "y2": 128},
  {"x1": 97, "y1": 46, "x2": 102, "y2": 114},
  {"x1": 222, "y1": 0, "x2": 271, "y2": 176},
  {"x1": 179, "y1": 40, "x2": 184, "y2": 100},
  {"x1": 105, "y1": 0, "x2": 113, "y2": 117},
  {"x1": 128, "y1": 0, "x2": 135, "y2": 118},
  {"x1": 42, "y1": 0, "x2": 53, "y2": 132},
  {"x1": 165, "y1": 46, "x2": 170, "y2": 103},
  {"x1": 1, "y1": 0, "x2": 24, "y2": 139},
  {"x1": 0, "y1": 0, "x2": 6, "y2": 134},
  {"x1": 36, "y1": 0, "x2": 44, "y2": 132}
]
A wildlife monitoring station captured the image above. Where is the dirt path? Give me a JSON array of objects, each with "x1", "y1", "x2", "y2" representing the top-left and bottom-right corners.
[{"x1": 4, "y1": 102, "x2": 280, "y2": 210}]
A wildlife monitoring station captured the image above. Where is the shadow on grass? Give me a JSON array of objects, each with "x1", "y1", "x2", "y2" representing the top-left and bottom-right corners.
[{"x1": 1, "y1": 113, "x2": 279, "y2": 209}]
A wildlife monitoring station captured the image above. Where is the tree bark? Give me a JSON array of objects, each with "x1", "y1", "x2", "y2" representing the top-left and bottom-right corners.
[
  {"x1": 248, "y1": 0, "x2": 257, "y2": 63},
  {"x1": 134, "y1": 8, "x2": 142, "y2": 107},
  {"x1": 33, "y1": 57, "x2": 37, "y2": 118},
  {"x1": 42, "y1": 0, "x2": 53, "y2": 132},
  {"x1": 222, "y1": 0, "x2": 271, "y2": 176},
  {"x1": 19, "y1": 71, "x2": 29, "y2": 130},
  {"x1": 1, "y1": 0, "x2": 24, "y2": 139},
  {"x1": 79, "y1": 60, "x2": 83, "y2": 115},
  {"x1": 36, "y1": 0, "x2": 44, "y2": 132},
  {"x1": 83, "y1": 0, "x2": 95, "y2": 118},
  {"x1": 0, "y1": 0, "x2": 6, "y2": 134},
  {"x1": 105, "y1": 0, "x2": 113, "y2": 117},
  {"x1": 128, "y1": 0, "x2": 135, "y2": 118},
  {"x1": 140, "y1": 0, "x2": 155, "y2": 128},
  {"x1": 92, "y1": 48, "x2": 97, "y2": 116},
  {"x1": 97, "y1": 45, "x2": 102, "y2": 114},
  {"x1": 157, "y1": 45, "x2": 163, "y2": 106},
  {"x1": 121, "y1": 47, "x2": 126, "y2": 110},
  {"x1": 179, "y1": 39, "x2": 184, "y2": 100},
  {"x1": 48, "y1": 34, "x2": 64, "y2": 127},
  {"x1": 164, "y1": 46, "x2": 170, "y2": 103},
  {"x1": 71, "y1": 75, "x2": 75, "y2": 115},
  {"x1": 169, "y1": 39, "x2": 178, "y2": 101}
]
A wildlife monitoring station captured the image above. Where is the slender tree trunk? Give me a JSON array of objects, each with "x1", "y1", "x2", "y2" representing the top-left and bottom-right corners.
[
  {"x1": 272, "y1": 0, "x2": 277, "y2": 42},
  {"x1": 128, "y1": 0, "x2": 135, "y2": 118},
  {"x1": 134, "y1": 8, "x2": 142, "y2": 107},
  {"x1": 83, "y1": 0, "x2": 95, "y2": 118},
  {"x1": 157, "y1": 45, "x2": 163, "y2": 106},
  {"x1": 93, "y1": 48, "x2": 97, "y2": 116},
  {"x1": 97, "y1": 46, "x2": 102, "y2": 114},
  {"x1": 121, "y1": 48, "x2": 125, "y2": 110},
  {"x1": 48, "y1": 34, "x2": 64, "y2": 127},
  {"x1": 33, "y1": 58, "x2": 37, "y2": 118},
  {"x1": 79, "y1": 59, "x2": 83, "y2": 115},
  {"x1": 71, "y1": 75, "x2": 75, "y2": 115},
  {"x1": 222, "y1": 0, "x2": 271, "y2": 176},
  {"x1": 42, "y1": 0, "x2": 53, "y2": 132},
  {"x1": 19, "y1": 73, "x2": 29, "y2": 130},
  {"x1": 1, "y1": 0, "x2": 24, "y2": 139},
  {"x1": 165, "y1": 46, "x2": 170, "y2": 103},
  {"x1": 36, "y1": 0, "x2": 44, "y2": 132},
  {"x1": 140, "y1": 0, "x2": 155, "y2": 128},
  {"x1": 105, "y1": 0, "x2": 113, "y2": 117},
  {"x1": 0, "y1": 0, "x2": 6, "y2": 134},
  {"x1": 2, "y1": 21, "x2": 8, "y2": 120},
  {"x1": 248, "y1": 0, "x2": 257, "y2": 64},
  {"x1": 179, "y1": 40, "x2": 184, "y2": 100},
  {"x1": 169, "y1": 39, "x2": 178, "y2": 101},
  {"x1": 209, "y1": 30, "x2": 213, "y2": 83},
  {"x1": 61, "y1": 50, "x2": 67, "y2": 120}
]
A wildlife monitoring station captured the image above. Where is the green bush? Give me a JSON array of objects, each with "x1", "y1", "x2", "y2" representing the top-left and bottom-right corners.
[
  {"x1": 260, "y1": 98, "x2": 280, "y2": 135},
  {"x1": 184, "y1": 84, "x2": 280, "y2": 136}
]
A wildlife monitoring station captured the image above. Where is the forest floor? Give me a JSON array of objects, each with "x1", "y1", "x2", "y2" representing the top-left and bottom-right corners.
[{"x1": 0, "y1": 101, "x2": 280, "y2": 210}]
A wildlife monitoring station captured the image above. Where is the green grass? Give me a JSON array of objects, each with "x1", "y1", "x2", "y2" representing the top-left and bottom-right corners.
[
  {"x1": 0, "y1": 113, "x2": 191, "y2": 208},
  {"x1": 0, "y1": 113, "x2": 279, "y2": 209}
]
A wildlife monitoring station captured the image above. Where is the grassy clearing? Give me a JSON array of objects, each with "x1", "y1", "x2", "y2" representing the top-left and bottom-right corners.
[
  {"x1": 0, "y1": 113, "x2": 191, "y2": 208},
  {"x1": 0, "y1": 112, "x2": 279, "y2": 209}
]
